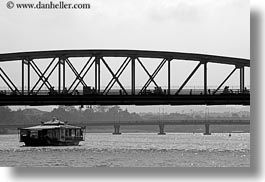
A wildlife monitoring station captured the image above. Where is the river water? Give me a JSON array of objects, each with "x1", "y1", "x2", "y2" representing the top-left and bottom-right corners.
[{"x1": 0, "y1": 133, "x2": 250, "y2": 167}]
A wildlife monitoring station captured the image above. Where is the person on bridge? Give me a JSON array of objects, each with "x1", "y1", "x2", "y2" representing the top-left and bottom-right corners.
[{"x1": 190, "y1": 89, "x2": 192, "y2": 95}]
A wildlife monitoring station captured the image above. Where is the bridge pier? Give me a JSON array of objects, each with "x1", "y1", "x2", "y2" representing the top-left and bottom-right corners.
[
  {"x1": 204, "y1": 123, "x2": 211, "y2": 135},
  {"x1": 158, "y1": 123, "x2": 166, "y2": 135},
  {"x1": 113, "y1": 124, "x2": 121, "y2": 135}
]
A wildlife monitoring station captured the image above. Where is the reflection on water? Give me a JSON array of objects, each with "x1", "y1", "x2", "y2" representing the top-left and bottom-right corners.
[{"x1": 0, "y1": 133, "x2": 250, "y2": 167}]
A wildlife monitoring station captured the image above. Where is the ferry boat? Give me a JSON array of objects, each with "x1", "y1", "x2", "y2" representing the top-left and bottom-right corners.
[{"x1": 19, "y1": 118, "x2": 85, "y2": 146}]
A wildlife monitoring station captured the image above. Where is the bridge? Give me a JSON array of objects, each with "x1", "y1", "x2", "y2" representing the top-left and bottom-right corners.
[
  {"x1": 0, "y1": 50, "x2": 250, "y2": 106},
  {"x1": 84, "y1": 120, "x2": 250, "y2": 135},
  {"x1": 1, "y1": 119, "x2": 250, "y2": 135}
]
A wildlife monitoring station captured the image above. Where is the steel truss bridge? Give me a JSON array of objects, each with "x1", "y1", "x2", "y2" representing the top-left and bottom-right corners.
[{"x1": 0, "y1": 50, "x2": 250, "y2": 106}]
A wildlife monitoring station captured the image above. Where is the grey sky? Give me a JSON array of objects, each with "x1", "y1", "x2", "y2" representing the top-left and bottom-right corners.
[
  {"x1": 0, "y1": 0, "x2": 249, "y2": 87},
  {"x1": 0, "y1": 0, "x2": 249, "y2": 57}
]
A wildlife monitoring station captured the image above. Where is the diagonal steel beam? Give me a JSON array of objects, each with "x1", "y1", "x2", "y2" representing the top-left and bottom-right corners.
[
  {"x1": 143, "y1": 58, "x2": 167, "y2": 90},
  {"x1": 71, "y1": 57, "x2": 95, "y2": 93},
  {"x1": 101, "y1": 57, "x2": 128, "y2": 95},
  {"x1": 175, "y1": 62, "x2": 202, "y2": 95},
  {"x1": 103, "y1": 57, "x2": 131, "y2": 94},
  {"x1": 137, "y1": 58, "x2": 166, "y2": 94},
  {"x1": 30, "y1": 61, "x2": 53, "y2": 90},
  {"x1": 0, "y1": 67, "x2": 20, "y2": 94},
  {"x1": 30, "y1": 58, "x2": 55, "y2": 92},
  {"x1": 66, "y1": 58, "x2": 89, "y2": 88},
  {"x1": 213, "y1": 67, "x2": 237, "y2": 94},
  {"x1": 0, "y1": 74, "x2": 14, "y2": 92},
  {"x1": 66, "y1": 57, "x2": 93, "y2": 91},
  {"x1": 137, "y1": 58, "x2": 159, "y2": 91},
  {"x1": 106, "y1": 58, "x2": 131, "y2": 94},
  {"x1": 35, "y1": 61, "x2": 59, "y2": 94}
]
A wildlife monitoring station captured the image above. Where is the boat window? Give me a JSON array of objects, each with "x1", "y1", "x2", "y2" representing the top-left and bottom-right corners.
[
  {"x1": 30, "y1": 130, "x2": 38, "y2": 139},
  {"x1": 47, "y1": 130, "x2": 53, "y2": 138},
  {"x1": 71, "y1": 129, "x2": 76, "y2": 137},
  {"x1": 20, "y1": 130, "x2": 28, "y2": 136},
  {"x1": 76, "y1": 129, "x2": 80, "y2": 136},
  {"x1": 61, "y1": 129, "x2": 65, "y2": 139}
]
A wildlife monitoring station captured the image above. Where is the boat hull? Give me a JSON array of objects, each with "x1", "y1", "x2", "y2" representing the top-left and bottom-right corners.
[{"x1": 21, "y1": 136, "x2": 82, "y2": 146}]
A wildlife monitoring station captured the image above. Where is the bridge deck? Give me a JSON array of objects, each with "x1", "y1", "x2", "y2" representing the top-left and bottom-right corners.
[
  {"x1": 84, "y1": 120, "x2": 250, "y2": 126},
  {"x1": 0, "y1": 94, "x2": 250, "y2": 106}
]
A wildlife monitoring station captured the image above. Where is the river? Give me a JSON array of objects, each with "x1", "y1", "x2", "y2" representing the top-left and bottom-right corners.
[{"x1": 0, "y1": 133, "x2": 250, "y2": 167}]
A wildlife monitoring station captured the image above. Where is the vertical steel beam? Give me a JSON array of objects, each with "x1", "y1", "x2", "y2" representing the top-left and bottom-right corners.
[
  {"x1": 95, "y1": 56, "x2": 98, "y2": 92},
  {"x1": 98, "y1": 57, "x2": 100, "y2": 93},
  {"x1": 27, "y1": 59, "x2": 30, "y2": 95},
  {"x1": 131, "y1": 57, "x2": 135, "y2": 95},
  {"x1": 240, "y1": 66, "x2": 245, "y2": 92},
  {"x1": 58, "y1": 59, "x2": 60, "y2": 93},
  {"x1": 94, "y1": 56, "x2": 101, "y2": 93},
  {"x1": 168, "y1": 59, "x2": 171, "y2": 95},
  {"x1": 63, "y1": 58, "x2": 65, "y2": 90},
  {"x1": 22, "y1": 60, "x2": 24, "y2": 95},
  {"x1": 204, "y1": 62, "x2": 207, "y2": 95}
]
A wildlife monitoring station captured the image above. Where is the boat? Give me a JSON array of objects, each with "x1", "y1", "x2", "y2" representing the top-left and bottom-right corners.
[{"x1": 18, "y1": 118, "x2": 85, "y2": 146}]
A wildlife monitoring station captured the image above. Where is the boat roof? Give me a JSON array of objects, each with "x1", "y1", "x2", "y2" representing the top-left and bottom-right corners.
[
  {"x1": 42, "y1": 118, "x2": 66, "y2": 125},
  {"x1": 20, "y1": 117, "x2": 82, "y2": 130},
  {"x1": 21, "y1": 124, "x2": 81, "y2": 130}
]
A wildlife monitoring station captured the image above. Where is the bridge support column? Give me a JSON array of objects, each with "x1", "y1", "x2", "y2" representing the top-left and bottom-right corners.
[
  {"x1": 158, "y1": 123, "x2": 166, "y2": 135},
  {"x1": 204, "y1": 62, "x2": 207, "y2": 95},
  {"x1": 22, "y1": 59, "x2": 31, "y2": 95},
  {"x1": 62, "y1": 58, "x2": 66, "y2": 90},
  {"x1": 168, "y1": 59, "x2": 171, "y2": 95},
  {"x1": 240, "y1": 66, "x2": 245, "y2": 93},
  {"x1": 131, "y1": 57, "x2": 135, "y2": 95},
  {"x1": 58, "y1": 58, "x2": 61, "y2": 93},
  {"x1": 113, "y1": 124, "x2": 121, "y2": 135},
  {"x1": 204, "y1": 123, "x2": 211, "y2": 135},
  {"x1": 95, "y1": 56, "x2": 101, "y2": 94},
  {"x1": 22, "y1": 60, "x2": 24, "y2": 95}
]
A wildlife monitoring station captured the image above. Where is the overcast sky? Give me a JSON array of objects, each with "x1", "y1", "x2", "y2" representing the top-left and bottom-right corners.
[
  {"x1": 0, "y1": 0, "x2": 249, "y2": 58},
  {"x1": 0, "y1": 0, "x2": 250, "y2": 112}
]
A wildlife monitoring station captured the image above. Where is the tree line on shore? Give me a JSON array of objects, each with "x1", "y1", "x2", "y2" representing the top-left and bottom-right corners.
[{"x1": 0, "y1": 106, "x2": 250, "y2": 125}]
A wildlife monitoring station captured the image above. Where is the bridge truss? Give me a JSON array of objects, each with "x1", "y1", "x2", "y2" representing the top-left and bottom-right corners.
[{"x1": 0, "y1": 50, "x2": 250, "y2": 106}]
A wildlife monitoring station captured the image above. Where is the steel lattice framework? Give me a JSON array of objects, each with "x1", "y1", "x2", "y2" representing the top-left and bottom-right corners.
[{"x1": 0, "y1": 50, "x2": 250, "y2": 106}]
